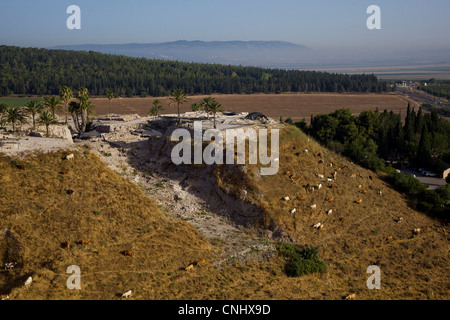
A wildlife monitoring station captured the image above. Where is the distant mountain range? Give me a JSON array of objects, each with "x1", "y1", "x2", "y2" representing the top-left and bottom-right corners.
[{"x1": 49, "y1": 40, "x2": 311, "y2": 67}]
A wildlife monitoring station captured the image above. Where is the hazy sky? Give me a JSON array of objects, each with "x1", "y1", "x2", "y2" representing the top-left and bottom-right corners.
[{"x1": 1, "y1": 0, "x2": 449, "y2": 51}]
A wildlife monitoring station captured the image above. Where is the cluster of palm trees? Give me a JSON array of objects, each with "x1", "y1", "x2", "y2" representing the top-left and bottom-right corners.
[
  {"x1": 0, "y1": 86, "x2": 97, "y2": 136},
  {"x1": 150, "y1": 89, "x2": 223, "y2": 128},
  {"x1": 0, "y1": 97, "x2": 61, "y2": 137}
]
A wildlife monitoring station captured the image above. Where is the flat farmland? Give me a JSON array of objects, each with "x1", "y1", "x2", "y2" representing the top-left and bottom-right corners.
[{"x1": 90, "y1": 93, "x2": 416, "y2": 122}]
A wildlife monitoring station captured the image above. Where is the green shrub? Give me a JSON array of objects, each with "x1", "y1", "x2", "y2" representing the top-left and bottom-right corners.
[{"x1": 276, "y1": 243, "x2": 327, "y2": 277}]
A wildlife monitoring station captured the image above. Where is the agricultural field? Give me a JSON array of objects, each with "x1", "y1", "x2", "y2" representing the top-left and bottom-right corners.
[
  {"x1": 89, "y1": 93, "x2": 415, "y2": 122},
  {"x1": 0, "y1": 97, "x2": 43, "y2": 108}
]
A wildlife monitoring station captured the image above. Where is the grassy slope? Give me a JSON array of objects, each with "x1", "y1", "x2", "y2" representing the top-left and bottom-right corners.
[
  {"x1": 0, "y1": 128, "x2": 448, "y2": 300},
  {"x1": 216, "y1": 126, "x2": 449, "y2": 299}
]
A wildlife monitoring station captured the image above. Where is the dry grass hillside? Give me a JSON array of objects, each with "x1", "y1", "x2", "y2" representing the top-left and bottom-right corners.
[
  {"x1": 215, "y1": 126, "x2": 449, "y2": 299},
  {"x1": 0, "y1": 127, "x2": 448, "y2": 300}
]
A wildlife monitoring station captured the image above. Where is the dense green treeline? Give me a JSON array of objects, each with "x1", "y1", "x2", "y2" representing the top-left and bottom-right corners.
[
  {"x1": 0, "y1": 45, "x2": 387, "y2": 97},
  {"x1": 299, "y1": 104, "x2": 450, "y2": 172}
]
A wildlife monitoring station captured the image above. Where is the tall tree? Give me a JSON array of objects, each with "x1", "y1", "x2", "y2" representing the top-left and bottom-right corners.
[
  {"x1": 38, "y1": 110, "x2": 58, "y2": 137},
  {"x1": 168, "y1": 89, "x2": 188, "y2": 124},
  {"x1": 77, "y1": 87, "x2": 92, "y2": 132},
  {"x1": 44, "y1": 96, "x2": 62, "y2": 118},
  {"x1": 200, "y1": 96, "x2": 215, "y2": 120},
  {"x1": 24, "y1": 100, "x2": 44, "y2": 129},
  {"x1": 59, "y1": 86, "x2": 73, "y2": 124},
  {"x1": 208, "y1": 100, "x2": 223, "y2": 129},
  {"x1": 416, "y1": 123, "x2": 432, "y2": 168},
  {"x1": 1, "y1": 106, "x2": 27, "y2": 132},
  {"x1": 107, "y1": 90, "x2": 115, "y2": 115}
]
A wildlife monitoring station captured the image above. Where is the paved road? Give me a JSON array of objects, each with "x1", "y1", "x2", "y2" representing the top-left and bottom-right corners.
[
  {"x1": 399, "y1": 167, "x2": 446, "y2": 190},
  {"x1": 396, "y1": 87, "x2": 450, "y2": 109}
]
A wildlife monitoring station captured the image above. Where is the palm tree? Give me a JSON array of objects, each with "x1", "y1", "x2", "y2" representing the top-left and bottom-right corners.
[
  {"x1": 168, "y1": 89, "x2": 188, "y2": 124},
  {"x1": 44, "y1": 96, "x2": 62, "y2": 118},
  {"x1": 200, "y1": 96, "x2": 215, "y2": 120},
  {"x1": 191, "y1": 102, "x2": 201, "y2": 112},
  {"x1": 208, "y1": 100, "x2": 223, "y2": 129},
  {"x1": 69, "y1": 101, "x2": 82, "y2": 132},
  {"x1": 24, "y1": 100, "x2": 44, "y2": 129},
  {"x1": 77, "y1": 87, "x2": 92, "y2": 132},
  {"x1": 1, "y1": 106, "x2": 27, "y2": 132},
  {"x1": 60, "y1": 86, "x2": 73, "y2": 124},
  {"x1": 38, "y1": 110, "x2": 58, "y2": 137},
  {"x1": 107, "y1": 90, "x2": 115, "y2": 115},
  {"x1": 149, "y1": 99, "x2": 163, "y2": 117}
]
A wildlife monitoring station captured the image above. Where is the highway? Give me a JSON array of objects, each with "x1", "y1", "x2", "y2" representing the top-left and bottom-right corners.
[{"x1": 396, "y1": 86, "x2": 450, "y2": 109}]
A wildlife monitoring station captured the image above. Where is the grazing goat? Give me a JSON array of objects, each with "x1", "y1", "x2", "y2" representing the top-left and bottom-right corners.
[
  {"x1": 318, "y1": 159, "x2": 324, "y2": 164},
  {"x1": 24, "y1": 277, "x2": 32, "y2": 287},
  {"x1": 317, "y1": 184, "x2": 322, "y2": 190},
  {"x1": 333, "y1": 171, "x2": 337, "y2": 180},
  {"x1": 289, "y1": 174, "x2": 296, "y2": 179},
  {"x1": 310, "y1": 204, "x2": 317, "y2": 210},
  {"x1": 4, "y1": 262, "x2": 17, "y2": 270},
  {"x1": 377, "y1": 190, "x2": 383, "y2": 196},
  {"x1": 66, "y1": 154, "x2": 74, "y2": 160},
  {"x1": 327, "y1": 178, "x2": 333, "y2": 183},
  {"x1": 413, "y1": 228, "x2": 421, "y2": 235},
  {"x1": 316, "y1": 174, "x2": 325, "y2": 179},
  {"x1": 1, "y1": 295, "x2": 9, "y2": 300},
  {"x1": 360, "y1": 190, "x2": 367, "y2": 194},
  {"x1": 340, "y1": 217, "x2": 347, "y2": 223},
  {"x1": 121, "y1": 250, "x2": 134, "y2": 256},
  {"x1": 185, "y1": 264, "x2": 194, "y2": 271},
  {"x1": 197, "y1": 259, "x2": 206, "y2": 266},
  {"x1": 395, "y1": 217, "x2": 403, "y2": 224},
  {"x1": 345, "y1": 294, "x2": 356, "y2": 300},
  {"x1": 290, "y1": 208, "x2": 297, "y2": 214},
  {"x1": 304, "y1": 149, "x2": 309, "y2": 153},
  {"x1": 285, "y1": 171, "x2": 291, "y2": 176},
  {"x1": 298, "y1": 195, "x2": 306, "y2": 201},
  {"x1": 356, "y1": 199, "x2": 363, "y2": 204},
  {"x1": 122, "y1": 290, "x2": 132, "y2": 298},
  {"x1": 328, "y1": 197, "x2": 334, "y2": 203},
  {"x1": 283, "y1": 196, "x2": 290, "y2": 201},
  {"x1": 327, "y1": 209, "x2": 333, "y2": 215},
  {"x1": 305, "y1": 184, "x2": 313, "y2": 193},
  {"x1": 312, "y1": 222, "x2": 322, "y2": 229},
  {"x1": 62, "y1": 241, "x2": 70, "y2": 249},
  {"x1": 351, "y1": 173, "x2": 357, "y2": 178}
]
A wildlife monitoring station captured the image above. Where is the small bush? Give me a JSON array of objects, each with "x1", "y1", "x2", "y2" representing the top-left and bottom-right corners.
[{"x1": 276, "y1": 243, "x2": 327, "y2": 277}]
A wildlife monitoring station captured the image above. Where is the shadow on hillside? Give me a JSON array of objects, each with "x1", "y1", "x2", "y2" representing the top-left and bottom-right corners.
[{"x1": 101, "y1": 134, "x2": 269, "y2": 232}]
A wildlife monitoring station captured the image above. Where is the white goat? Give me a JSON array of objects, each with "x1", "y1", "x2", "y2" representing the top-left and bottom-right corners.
[
  {"x1": 290, "y1": 208, "x2": 297, "y2": 214},
  {"x1": 24, "y1": 276, "x2": 32, "y2": 287},
  {"x1": 310, "y1": 204, "x2": 317, "y2": 210},
  {"x1": 327, "y1": 209, "x2": 333, "y2": 215},
  {"x1": 66, "y1": 154, "x2": 74, "y2": 160},
  {"x1": 313, "y1": 222, "x2": 322, "y2": 229},
  {"x1": 122, "y1": 290, "x2": 132, "y2": 298}
]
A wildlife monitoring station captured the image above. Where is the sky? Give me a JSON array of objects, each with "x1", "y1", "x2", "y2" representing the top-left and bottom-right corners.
[{"x1": 0, "y1": 0, "x2": 449, "y2": 52}]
